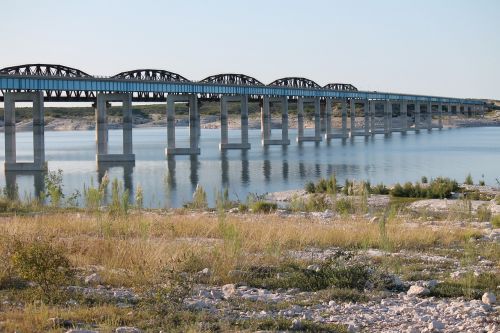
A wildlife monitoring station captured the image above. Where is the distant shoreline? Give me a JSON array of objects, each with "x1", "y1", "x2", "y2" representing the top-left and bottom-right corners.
[{"x1": 0, "y1": 115, "x2": 499, "y2": 133}]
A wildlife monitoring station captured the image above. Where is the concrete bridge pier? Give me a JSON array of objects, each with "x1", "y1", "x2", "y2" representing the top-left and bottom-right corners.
[
  {"x1": 4, "y1": 91, "x2": 47, "y2": 171},
  {"x1": 341, "y1": 100, "x2": 348, "y2": 138},
  {"x1": 219, "y1": 95, "x2": 251, "y2": 150},
  {"x1": 426, "y1": 102, "x2": 433, "y2": 130},
  {"x1": 261, "y1": 96, "x2": 290, "y2": 145},
  {"x1": 438, "y1": 103, "x2": 443, "y2": 129},
  {"x1": 385, "y1": 101, "x2": 392, "y2": 135},
  {"x1": 414, "y1": 102, "x2": 421, "y2": 131},
  {"x1": 370, "y1": 101, "x2": 376, "y2": 135},
  {"x1": 95, "y1": 93, "x2": 135, "y2": 163},
  {"x1": 166, "y1": 94, "x2": 200, "y2": 155},
  {"x1": 326, "y1": 99, "x2": 349, "y2": 139},
  {"x1": 297, "y1": 97, "x2": 322, "y2": 142},
  {"x1": 349, "y1": 99, "x2": 370, "y2": 137},
  {"x1": 324, "y1": 98, "x2": 333, "y2": 140},
  {"x1": 401, "y1": 101, "x2": 408, "y2": 133},
  {"x1": 364, "y1": 100, "x2": 370, "y2": 136}
]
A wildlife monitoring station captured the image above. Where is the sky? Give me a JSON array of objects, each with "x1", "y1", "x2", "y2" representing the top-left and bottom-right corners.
[{"x1": 1, "y1": 0, "x2": 500, "y2": 100}]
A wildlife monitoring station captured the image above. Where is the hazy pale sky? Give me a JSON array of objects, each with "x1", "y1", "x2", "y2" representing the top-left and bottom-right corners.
[{"x1": 1, "y1": 0, "x2": 499, "y2": 99}]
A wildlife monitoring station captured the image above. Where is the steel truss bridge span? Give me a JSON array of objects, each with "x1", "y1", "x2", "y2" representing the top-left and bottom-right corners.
[{"x1": 0, "y1": 64, "x2": 482, "y2": 105}]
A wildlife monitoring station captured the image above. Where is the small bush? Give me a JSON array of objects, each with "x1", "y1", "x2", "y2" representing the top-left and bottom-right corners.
[
  {"x1": 305, "y1": 194, "x2": 330, "y2": 212},
  {"x1": 478, "y1": 180, "x2": 485, "y2": 186},
  {"x1": 421, "y1": 176, "x2": 428, "y2": 184},
  {"x1": 305, "y1": 181, "x2": 316, "y2": 193},
  {"x1": 465, "y1": 173, "x2": 474, "y2": 185},
  {"x1": 492, "y1": 215, "x2": 500, "y2": 228},
  {"x1": 335, "y1": 198, "x2": 354, "y2": 215},
  {"x1": 44, "y1": 169, "x2": 64, "y2": 207},
  {"x1": 11, "y1": 240, "x2": 73, "y2": 301},
  {"x1": 250, "y1": 201, "x2": 277, "y2": 213},
  {"x1": 247, "y1": 254, "x2": 372, "y2": 292},
  {"x1": 391, "y1": 177, "x2": 458, "y2": 199},
  {"x1": 370, "y1": 183, "x2": 389, "y2": 195},
  {"x1": 304, "y1": 175, "x2": 338, "y2": 195}
]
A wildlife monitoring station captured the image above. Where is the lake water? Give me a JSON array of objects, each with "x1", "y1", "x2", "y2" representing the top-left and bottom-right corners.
[{"x1": 0, "y1": 127, "x2": 499, "y2": 208}]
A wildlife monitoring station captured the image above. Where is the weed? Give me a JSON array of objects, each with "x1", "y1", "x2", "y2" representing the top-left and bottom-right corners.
[
  {"x1": 250, "y1": 201, "x2": 277, "y2": 213},
  {"x1": 44, "y1": 169, "x2": 64, "y2": 207},
  {"x1": 370, "y1": 183, "x2": 389, "y2": 195},
  {"x1": 465, "y1": 173, "x2": 474, "y2": 185},
  {"x1": 185, "y1": 184, "x2": 208, "y2": 210},
  {"x1": 476, "y1": 204, "x2": 492, "y2": 222},
  {"x1": 135, "y1": 184, "x2": 144, "y2": 209}
]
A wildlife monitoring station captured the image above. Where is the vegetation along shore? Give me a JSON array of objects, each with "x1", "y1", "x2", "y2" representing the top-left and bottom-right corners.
[{"x1": 0, "y1": 172, "x2": 498, "y2": 332}]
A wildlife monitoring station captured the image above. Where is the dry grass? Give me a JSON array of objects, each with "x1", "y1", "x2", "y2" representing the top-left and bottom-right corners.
[
  {"x1": 0, "y1": 211, "x2": 477, "y2": 287},
  {"x1": 0, "y1": 208, "x2": 497, "y2": 332}
]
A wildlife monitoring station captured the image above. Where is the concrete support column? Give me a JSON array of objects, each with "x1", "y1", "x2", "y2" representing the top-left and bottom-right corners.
[
  {"x1": 384, "y1": 100, "x2": 391, "y2": 134},
  {"x1": 4, "y1": 91, "x2": 46, "y2": 171},
  {"x1": 220, "y1": 98, "x2": 229, "y2": 146},
  {"x1": 241, "y1": 96, "x2": 250, "y2": 147},
  {"x1": 166, "y1": 94, "x2": 200, "y2": 155},
  {"x1": 427, "y1": 102, "x2": 433, "y2": 130},
  {"x1": 438, "y1": 103, "x2": 443, "y2": 129},
  {"x1": 96, "y1": 93, "x2": 135, "y2": 162},
  {"x1": 350, "y1": 99, "x2": 356, "y2": 137},
  {"x1": 123, "y1": 95, "x2": 133, "y2": 155},
  {"x1": 450, "y1": 105, "x2": 454, "y2": 117},
  {"x1": 219, "y1": 95, "x2": 251, "y2": 150},
  {"x1": 401, "y1": 101, "x2": 408, "y2": 132},
  {"x1": 262, "y1": 96, "x2": 290, "y2": 145},
  {"x1": 341, "y1": 100, "x2": 348, "y2": 138},
  {"x1": 297, "y1": 97, "x2": 322, "y2": 142},
  {"x1": 297, "y1": 97, "x2": 304, "y2": 139},
  {"x1": 281, "y1": 96, "x2": 289, "y2": 143},
  {"x1": 324, "y1": 98, "x2": 332, "y2": 140},
  {"x1": 370, "y1": 101, "x2": 376, "y2": 135},
  {"x1": 261, "y1": 96, "x2": 270, "y2": 143},
  {"x1": 364, "y1": 100, "x2": 370, "y2": 136},
  {"x1": 415, "y1": 102, "x2": 421, "y2": 131},
  {"x1": 314, "y1": 97, "x2": 321, "y2": 139}
]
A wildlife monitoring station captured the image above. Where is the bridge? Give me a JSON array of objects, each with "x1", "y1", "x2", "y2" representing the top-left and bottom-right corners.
[{"x1": 0, "y1": 63, "x2": 486, "y2": 172}]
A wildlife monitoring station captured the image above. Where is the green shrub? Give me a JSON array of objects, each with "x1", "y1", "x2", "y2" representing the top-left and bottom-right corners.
[
  {"x1": 427, "y1": 177, "x2": 459, "y2": 199},
  {"x1": 335, "y1": 198, "x2": 354, "y2": 215},
  {"x1": 370, "y1": 183, "x2": 389, "y2": 195},
  {"x1": 479, "y1": 180, "x2": 485, "y2": 186},
  {"x1": 0, "y1": 237, "x2": 17, "y2": 289},
  {"x1": 305, "y1": 194, "x2": 330, "y2": 212},
  {"x1": 391, "y1": 178, "x2": 458, "y2": 199},
  {"x1": 421, "y1": 176, "x2": 428, "y2": 184},
  {"x1": 465, "y1": 173, "x2": 474, "y2": 185},
  {"x1": 304, "y1": 175, "x2": 338, "y2": 195},
  {"x1": 492, "y1": 215, "x2": 500, "y2": 228},
  {"x1": 11, "y1": 240, "x2": 73, "y2": 301},
  {"x1": 83, "y1": 174, "x2": 109, "y2": 211},
  {"x1": 305, "y1": 181, "x2": 316, "y2": 193},
  {"x1": 109, "y1": 178, "x2": 130, "y2": 215},
  {"x1": 247, "y1": 255, "x2": 372, "y2": 292},
  {"x1": 44, "y1": 169, "x2": 64, "y2": 207},
  {"x1": 250, "y1": 201, "x2": 277, "y2": 213}
]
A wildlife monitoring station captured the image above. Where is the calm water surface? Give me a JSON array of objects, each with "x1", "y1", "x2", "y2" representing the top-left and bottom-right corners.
[{"x1": 0, "y1": 127, "x2": 499, "y2": 207}]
